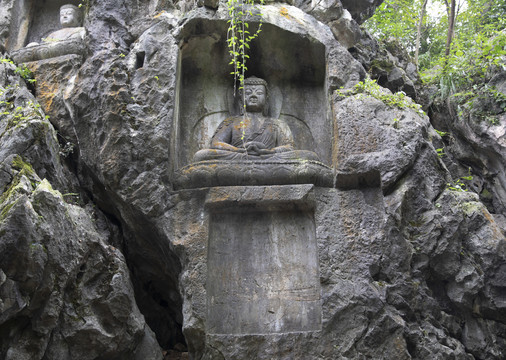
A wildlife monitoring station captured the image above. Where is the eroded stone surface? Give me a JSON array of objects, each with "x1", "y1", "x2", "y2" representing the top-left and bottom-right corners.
[
  {"x1": 1, "y1": 1, "x2": 505, "y2": 359},
  {"x1": 0, "y1": 60, "x2": 162, "y2": 360},
  {"x1": 207, "y1": 208, "x2": 321, "y2": 334},
  {"x1": 174, "y1": 160, "x2": 334, "y2": 189}
]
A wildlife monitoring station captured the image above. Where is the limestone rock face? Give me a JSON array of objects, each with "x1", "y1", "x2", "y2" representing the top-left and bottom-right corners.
[
  {"x1": 0, "y1": 60, "x2": 162, "y2": 359},
  {"x1": 428, "y1": 70, "x2": 506, "y2": 228},
  {"x1": 351, "y1": 33, "x2": 419, "y2": 99},
  {"x1": 0, "y1": 1, "x2": 505, "y2": 360},
  {"x1": 340, "y1": 0, "x2": 384, "y2": 24}
]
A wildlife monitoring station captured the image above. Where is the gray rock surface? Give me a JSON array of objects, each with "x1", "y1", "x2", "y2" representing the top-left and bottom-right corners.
[
  {"x1": 0, "y1": 59, "x2": 163, "y2": 359},
  {"x1": 351, "y1": 34, "x2": 419, "y2": 98},
  {"x1": 427, "y1": 69, "x2": 506, "y2": 227},
  {"x1": 0, "y1": 1, "x2": 505, "y2": 359},
  {"x1": 340, "y1": 0, "x2": 384, "y2": 24}
]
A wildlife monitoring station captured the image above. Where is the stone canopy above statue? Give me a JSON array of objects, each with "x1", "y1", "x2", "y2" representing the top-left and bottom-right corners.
[
  {"x1": 10, "y1": 3, "x2": 85, "y2": 63},
  {"x1": 174, "y1": 76, "x2": 333, "y2": 189}
]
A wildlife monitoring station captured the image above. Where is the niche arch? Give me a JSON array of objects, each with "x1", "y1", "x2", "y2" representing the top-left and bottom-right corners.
[{"x1": 174, "y1": 18, "x2": 330, "y2": 169}]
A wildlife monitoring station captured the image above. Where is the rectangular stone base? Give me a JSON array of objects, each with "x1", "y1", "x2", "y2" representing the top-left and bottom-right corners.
[{"x1": 206, "y1": 187, "x2": 321, "y2": 334}]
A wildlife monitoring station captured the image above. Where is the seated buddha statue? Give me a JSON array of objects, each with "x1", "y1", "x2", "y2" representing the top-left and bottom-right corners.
[
  {"x1": 193, "y1": 76, "x2": 320, "y2": 162},
  {"x1": 12, "y1": 4, "x2": 85, "y2": 63},
  {"x1": 27, "y1": 4, "x2": 84, "y2": 47}
]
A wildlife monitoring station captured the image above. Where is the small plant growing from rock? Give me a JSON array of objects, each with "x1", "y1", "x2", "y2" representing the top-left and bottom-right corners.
[
  {"x1": 336, "y1": 77, "x2": 425, "y2": 115},
  {"x1": 447, "y1": 175, "x2": 473, "y2": 192},
  {"x1": 1, "y1": 57, "x2": 36, "y2": 84}
]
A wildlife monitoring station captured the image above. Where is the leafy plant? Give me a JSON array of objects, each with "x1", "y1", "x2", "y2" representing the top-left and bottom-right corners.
[
  {"x1": 446, "y1": 178, "x2": 468, "y2": 192},
  {"x1": 366, "y1": 0, "x2": 506, "y2": 110},
  {"x1": 226, "y1": 0, "x2": 264, "y2": 97},
  {"x1": 1, "y1": 58, "x2": 36, "y2": 84},
  {"x1": 423, "y1": 29, "x2": 506, "y2": 97},
  {"x1": 486, "y1": 86, "x2": 506, "y2": 112},
  {"x1": 226, "y1": 0, "x2": 264, "y2": 147},
  {"x1": 434, "y1": 129, "x2": 448, "y2": 137},
  {"x1": 447, "y1": 173, "x2": 473, "y2": 192},
  {"x1": 336, "y1": 77, "x2": 425, "y2": 114}
]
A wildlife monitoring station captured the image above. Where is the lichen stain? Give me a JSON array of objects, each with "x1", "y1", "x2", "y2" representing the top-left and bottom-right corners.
[
  {"x1": 153, "y1": 11, "x2": 166, "y2": 19},
  {"x1": 481, "y1": 207, "x2": 503, "y2": 239},
  {"x1": 36, "y1": 79, "x2": 58, "y2": 114},
  {"x1": 234, "y1": 118, "x2": 249, "y2": 130},
  {"x1": 280, "y1": 7, "x2": 290, "y2": 19}
]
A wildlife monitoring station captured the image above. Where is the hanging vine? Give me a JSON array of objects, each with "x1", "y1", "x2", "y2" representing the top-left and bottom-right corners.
[{"x1": 226, "y1": 0, "x2": 264, "y2": 99}]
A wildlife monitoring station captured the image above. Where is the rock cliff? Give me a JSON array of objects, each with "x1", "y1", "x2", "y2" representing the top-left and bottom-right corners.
[{"x1": 0, "y1": 1, "x2": 504, "y2": 359}]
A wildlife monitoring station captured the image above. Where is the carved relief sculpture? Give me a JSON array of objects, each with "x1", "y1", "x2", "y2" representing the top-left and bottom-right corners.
[
  {"x1": 175, "y1": 77, "x2": 334, "y2": 188},
  {"x1": 194, "y1": 77, "x2": 320, "y2": 162},
  {"x1": 11, "y1": 4, "x2": 85, "y2": 63}
]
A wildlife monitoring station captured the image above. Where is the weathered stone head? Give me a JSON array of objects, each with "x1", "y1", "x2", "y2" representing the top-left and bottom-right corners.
[
  {"x1": 60, "y1": 4, "x2": 82, "y2": 28},
  {"x1": 242, "y1": 76, "x2": 269, "y2": 116}
]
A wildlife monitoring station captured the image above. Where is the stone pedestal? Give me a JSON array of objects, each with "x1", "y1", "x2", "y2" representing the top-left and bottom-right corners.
[
  {"x1": 169, "y1": 183, "x2": 386, "y2": 358},
  {"x1": 206, "y1": 186, "x2": 321, "y2": 335}
]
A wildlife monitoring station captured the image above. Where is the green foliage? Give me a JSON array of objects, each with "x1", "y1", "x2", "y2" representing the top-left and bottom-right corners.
[
  {"x1": 444, "y1": 83, "x2": 505, "y2": 124},
  {"x1": 0, "y1": 156, "x2": 38, "y2": 220},
  {"x1": 1, "y1": 57, "x2": 36, "y2": 84},
  {"x1": 226, "y1": 0, "x2": 264, "y2": 95},
  {"x1": 2, "y1": 101, "x2": 44, "y2": 131},
  {"x1": 365, "y1": 0, "x2": 421, "y2": 47},
  {"x1": 366, "y1": 0, "x2": 506, "y2": 102},
  {"x1": 436, "y1": 147, "x2": 445, "y2": 157},
  {"x1": 447, "y1": 168, "x2": 473, "y2": 192},
  {"x1": 486, "y1": 85, "x2": 506, "y2": 112},
  {"x1": 392, "y1": 117, "x2": 400, "y2": 128},
  {"x1": 336, "y1": 77, "x2": 425, "y2": 114},
  {"x1": 226, "y1": 0, "x2": 264, "y2": 145},
  {"x1": 434, "y1": 129, "x2": 448, "y2": 137},
  {"x1": 446, "y1": 177, "x2": 470, "y2": 192},
  {"x1": 78, "y1": 0, "x2": 90, "y2": 12},
  {"x1": 422, "y1": 29, "x2": 506, "y2": 95},
  {"x1": 12, "y1": 155, "x2": 35, "y2": 176}
]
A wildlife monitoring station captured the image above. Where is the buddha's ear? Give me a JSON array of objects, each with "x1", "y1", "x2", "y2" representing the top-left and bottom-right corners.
[{"x1": 263, "y1": 97, "x2": 270, "y2": 117}]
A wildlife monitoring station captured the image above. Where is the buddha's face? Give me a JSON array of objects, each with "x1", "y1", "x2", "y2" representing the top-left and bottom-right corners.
[
  {"x1": 60, "y1": 8, "x2": 80, "y2": 28},
  {"x1": 244, "y1": 84, "x2": 266, "y2": 113}
]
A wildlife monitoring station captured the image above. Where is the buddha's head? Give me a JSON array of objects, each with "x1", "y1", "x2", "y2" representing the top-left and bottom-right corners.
[
  {"x1": 60, "y1": 4, "x2": 81, "y2": 28},
  {"x1": 243, "y1": 76, "x2": 269, "y2": 115}
]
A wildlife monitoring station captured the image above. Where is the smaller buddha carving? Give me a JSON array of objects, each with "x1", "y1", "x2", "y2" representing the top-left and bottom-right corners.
[
  {"x1": 193, "y1": 76, "x2": 320, "y2": 162},
  {"x1": 27, "y1": 5, "x2": 84, "y2": 47},
  {"x1": 12, "y1": 4, "x2": 85, "y2": 63}
]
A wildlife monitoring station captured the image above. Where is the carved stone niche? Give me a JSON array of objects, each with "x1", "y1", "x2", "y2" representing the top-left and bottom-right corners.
[
  {"x1": 7, "y1": 0, "x2": 85, "y2": 63},
  {"x1": 172, "y1": 19, "x2": 334, "y2": 189}
]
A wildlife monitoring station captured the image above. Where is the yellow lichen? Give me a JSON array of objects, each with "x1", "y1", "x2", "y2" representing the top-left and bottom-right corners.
[{"x1": 280, "y1": 7, "x2": 289, "y2": 19}]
